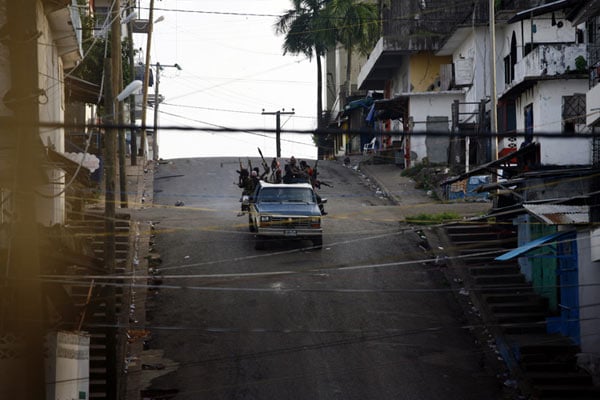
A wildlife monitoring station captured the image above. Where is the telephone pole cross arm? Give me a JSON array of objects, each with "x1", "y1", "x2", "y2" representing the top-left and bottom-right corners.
[{"x1": 262, "y1": 108, "x2": 295, "y2": 158}]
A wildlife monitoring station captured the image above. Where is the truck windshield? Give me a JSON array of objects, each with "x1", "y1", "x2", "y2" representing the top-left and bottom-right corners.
[{"x1": 258, "y1": 187, "x2": 315, "y2": 203}]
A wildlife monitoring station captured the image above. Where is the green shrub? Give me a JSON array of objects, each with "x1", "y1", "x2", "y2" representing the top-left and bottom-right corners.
[{"x1": 404, "y1": 212, "x2": 461, "y2": 225}]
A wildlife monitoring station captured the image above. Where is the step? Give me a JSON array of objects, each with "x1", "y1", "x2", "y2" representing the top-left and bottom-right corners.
[
  {"x1": 469, "y1": 264, "x2": 520, "y2": 276},
  {"x1": 533, "y1": 384, "x2": 600, "y2": 399},
  {"x1": 527, "y1": 371, "x2": 594, "y2": 386},
  {"x1": 495, "y1": 312, "x2": 547, "y2": 323},
  {"x1": 522, "y1": 361, "x2": 580, "y2": 373},
  {"x1": 484, "y1": 292, "x2": 544, "y2": 304},
  {"x1": 520, "y1": 343, "x2": 580, "y2": 357},
  {"x1": 489, "y1": 301, "x2": 548, "y2": 314},
  {"x1": 476, "y1": 283, "x2": 533, "y2": 294},
  {"x1": 501, "y1": 321, "x2": 547, "y2": 335},
  {"x1": 445, "y1": 224, "x2": 510, "y2": 234},
  {"x1": 474, "y1": 274, "x2": 525, "y2": 285}
]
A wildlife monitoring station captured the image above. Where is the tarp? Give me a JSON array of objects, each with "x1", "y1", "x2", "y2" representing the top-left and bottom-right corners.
[{"x1": 495, "y1": 231, "x2": 572, "y2": 261}]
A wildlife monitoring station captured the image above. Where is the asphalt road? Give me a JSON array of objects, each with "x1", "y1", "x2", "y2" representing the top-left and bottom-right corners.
[{"x1": 137, "y1": 157, "x2": 502, "y2": 399}]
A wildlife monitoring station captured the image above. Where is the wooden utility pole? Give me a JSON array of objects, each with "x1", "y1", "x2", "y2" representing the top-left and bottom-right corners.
[
  {"x1": 140, "y1": 0, "x2": 155, "y2": 159},
  {"x1": 103, "y1": 0, "x2": 121, "y2": 397},
  {"x1": 4, "y1": 1, "x2": 45, "y2": 398},
  {"x1": 153, "y1": 62, "x2": 160, "y2": 160},
  {"x1": 489, "y1": 0, "x2": 498, "y2": 161},
  {"x1": 115, "y1": 0, "x2": 127, "y2": 208},
  {"x1": 127, "y1": 0, "x2": 137, "y2": 166},
  {"x1": 262, "y1": 109, "x2": 295, "y2": 157},
  {"x1": 151, "y1": 62, "x2": 181, "y2": 161}
]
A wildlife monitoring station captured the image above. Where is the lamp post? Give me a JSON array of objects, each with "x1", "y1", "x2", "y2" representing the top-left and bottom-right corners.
[{"x1": 150, "y1": 62, "x2": 181, "y2": 160}]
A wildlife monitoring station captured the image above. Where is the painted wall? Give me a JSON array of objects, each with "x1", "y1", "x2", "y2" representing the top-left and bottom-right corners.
[
  {"x1": 515, "y1": 79, "x2": 591, "y2": 165},
  {"x1": 408, "y1": 52, "x2": 452, "y2": 92},
  {"x1": 390, "y1": 54, "x2": 410, "y2": 94},
  {"x1": 408, "y1": 92, "x2": 464, "y2": 163},
  {"x1": 452, "y1": 28, "x2": 490, "y2": 108},
  {"x1": 36, "y1": 0, "x2": 66, "y2": 225}
]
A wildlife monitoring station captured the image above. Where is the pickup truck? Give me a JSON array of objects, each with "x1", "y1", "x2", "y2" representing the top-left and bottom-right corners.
[{"x1": 248, "y1": 181, "x2": 324, "y2": 249}]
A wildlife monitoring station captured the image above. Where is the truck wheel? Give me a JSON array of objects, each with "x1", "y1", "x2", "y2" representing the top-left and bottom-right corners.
[
  {"x1": 312, "y1": 236, "x2": 323, "y2": 249},
  {"x1": 248, "y1": 214, "x2": 256, "y2": 232}
]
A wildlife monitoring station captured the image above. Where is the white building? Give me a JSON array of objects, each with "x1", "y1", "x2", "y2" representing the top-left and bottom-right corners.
[
  {"x1": 0, "y1": 0, "x2": 83, "y2": 226},
  {"x1": 496, "y1": 1, "x2": 591, "y2": 165}
]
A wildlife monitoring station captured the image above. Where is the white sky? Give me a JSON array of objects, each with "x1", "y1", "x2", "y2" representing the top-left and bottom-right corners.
[{"x1": 134, "y1": 0, "x2": 319, "y2": 160}]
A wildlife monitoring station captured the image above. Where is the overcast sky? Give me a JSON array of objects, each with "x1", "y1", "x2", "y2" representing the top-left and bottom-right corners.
[{"x1": 134, "y1": 0, "x2": 319, "y2": 160}]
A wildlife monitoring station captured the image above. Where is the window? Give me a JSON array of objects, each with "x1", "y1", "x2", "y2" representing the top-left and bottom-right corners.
[
  {"x1": 504, "y1": 32, "x2": 518, "y2": 84},
  {"x1": 524, "y1": 104, "x2": 533, "y2": 143},
  {"x1": 562, "y1": 94, "x2": 586, "y2": 134}
]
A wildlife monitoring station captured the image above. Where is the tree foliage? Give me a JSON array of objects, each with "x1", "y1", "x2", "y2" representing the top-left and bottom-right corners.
[{"x1": 71, "y1": 5, "x2": 135, "y2": 95}]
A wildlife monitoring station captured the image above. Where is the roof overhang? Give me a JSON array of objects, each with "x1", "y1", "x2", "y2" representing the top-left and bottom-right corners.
[
  {"x1": 65, "y1": 76, "x2": 102, "y2": 104},
  {"x1": 47, "y1": 0, "x2": 83, "y2": 69},
  {"x1": 499, "y1": 74, "x2": 587, "y2": 101},
  {"x1": 568, "y1": 0, "x2": 600, "y2": 25},
  {"x1": 523, "y1": 204, "x2": 589, "y2": 225},
  {"x1": 436, "y1": 27, "x2": 473, "y2": 56},
  {"x1": 495, "y1": 230, "x2": 574, "y2": 261},
  {"x1": 370, "y1": 97, "x2": 409, "y2": 121},
  {"x1": 443, "y1": 142, "x2": 539, "y2": 186},
  {"x1": 357, "y1": 37, "x2": 410, "y2": 91},
  {"x1": 47, "y1": 149, "x2": 94, "y2": 186},
  {"x1": 507, "y1": 0, "x2": 579, "y2": 24}
]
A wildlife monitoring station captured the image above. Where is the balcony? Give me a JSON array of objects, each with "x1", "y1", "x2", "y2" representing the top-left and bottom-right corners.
[
  {"x1": 503, "y1": 44, "x2": 587, "y2": 97},
  {"x1": 357, "y1": 37, "x2": 407, "y2": 91},
  {"x1": 357, "y1": 0, "x2": 479, "y2": 91}
]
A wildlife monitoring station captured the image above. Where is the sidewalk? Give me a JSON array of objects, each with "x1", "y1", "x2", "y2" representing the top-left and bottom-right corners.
[
  {"x1": 349, "y1": 155, "x2": 491, "y2": 219},
  {"x1": 122, "y1": 159, "x2": 155, "y2": 400}
]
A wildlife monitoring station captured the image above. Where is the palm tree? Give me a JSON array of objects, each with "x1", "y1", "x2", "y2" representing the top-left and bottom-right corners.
[
  {"x1": 324, "y1": 0, "x2": 379, "y2": 97},
  {"x1": 275, "y1": 0, "x2": 335, "y2": 129}
]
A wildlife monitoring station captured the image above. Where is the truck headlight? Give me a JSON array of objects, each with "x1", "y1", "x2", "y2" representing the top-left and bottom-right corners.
[
  {"x1": 260, "y1": 215, "x2": 271, "y2": 224},
  {"x1": 310, "y1": 217, "x2": 321, "y2": 228}
]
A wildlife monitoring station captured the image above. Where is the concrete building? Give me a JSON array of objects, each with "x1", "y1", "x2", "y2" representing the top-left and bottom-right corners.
[{"x1": 0, "y1": 0, "x2": 83, "y2": 226}]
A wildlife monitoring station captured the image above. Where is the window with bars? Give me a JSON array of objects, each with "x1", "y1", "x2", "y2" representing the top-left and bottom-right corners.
[{"x1": 562, "y1": 94, "x2": 587, "y2": 134}]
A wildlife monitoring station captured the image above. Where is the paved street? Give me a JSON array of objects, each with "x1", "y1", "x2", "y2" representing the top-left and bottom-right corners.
[{"x1": 133, "y1": 157, "x2": 502, "y2": 399}]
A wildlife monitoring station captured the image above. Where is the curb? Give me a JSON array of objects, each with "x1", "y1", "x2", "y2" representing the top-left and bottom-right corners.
[{"x1": 355, "y1": 161, "x2": 402, "y2": 205}]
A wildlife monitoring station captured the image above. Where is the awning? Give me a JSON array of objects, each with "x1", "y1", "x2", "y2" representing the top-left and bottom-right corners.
[
  {"x1": 495, "y1": 231, "x2": 572, "y2": 261},
  {"x1": 524, "y1": 204, "x2": 589, "y2": 225},
  {"x1": 370, "y1": 97, "x2": 408, "y2": 121},
  {"x1": 65, "y1": 76, "x2": 102, "y2": 104},
  {"x1": 47, "y1": 149, "x2": 94, "y2": 186},
  {"x1": 507, "y1": 0, "x2": 577, "y2": 23},
  {"x1": 342, "y1": 97, "x2": 374, "y2": 117}
]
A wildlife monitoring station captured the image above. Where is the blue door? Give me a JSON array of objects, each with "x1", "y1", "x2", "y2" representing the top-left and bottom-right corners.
[{"x1": 547, "y1": 232, "x2": 580, "y2": 344}]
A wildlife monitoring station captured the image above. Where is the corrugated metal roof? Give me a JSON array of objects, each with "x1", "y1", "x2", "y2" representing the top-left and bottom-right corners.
[{"x1": 524, "y1": 204, "x2": 589, "y2": 225}]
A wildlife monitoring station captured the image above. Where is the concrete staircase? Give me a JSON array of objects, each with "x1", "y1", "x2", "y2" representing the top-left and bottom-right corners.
[
  {"x1": 66, "y1": 212, "x2": 131, "y2": 399},
  {"x1": 443, "y1": 223, "x2": 599, "y2": 399}
]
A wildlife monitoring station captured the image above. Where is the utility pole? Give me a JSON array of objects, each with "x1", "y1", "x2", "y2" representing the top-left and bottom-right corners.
[
  {"x1": 153, "y1": 62, "x2": 160, "y2": 160},
  {"x1": 127, "y1": 0, "x2": 137, "y2": 166},
  {"x1": 489, "y1": 0, "x2": 498, "y2": 162},
  {"x1": 262, "y1": 108, "x2": 295, "y2": 158},
  {"x1": 103, "y1": 1, "x2": 121, "y2": 397},
  {"x1": 115, "y1": 0, "x2": 127, "y2": 208},
  {"x1": 151, "y1": 62, "x2": 181, "y2": 160},
  {"x1": 4, "y1": 1, "x2": 45, "y2": 399},
  {"x1": 140, "y1": 0, "x2": 155, "y2": 160}
]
